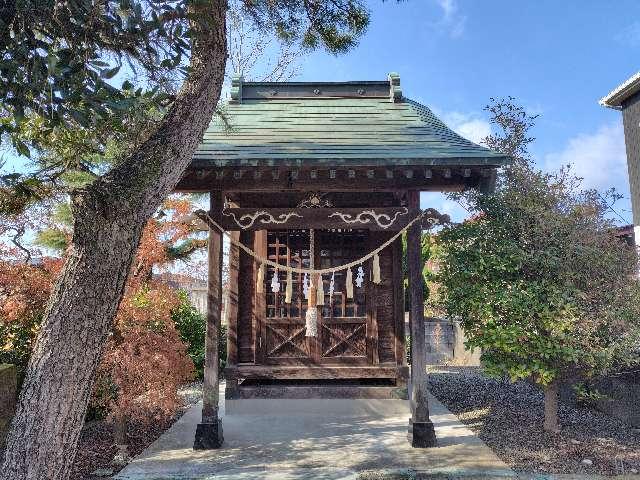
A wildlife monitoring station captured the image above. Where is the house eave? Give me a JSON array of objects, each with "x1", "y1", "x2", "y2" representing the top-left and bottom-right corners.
[{"x1": 600, "y1": 71, "x2": 640, "y2": 109}]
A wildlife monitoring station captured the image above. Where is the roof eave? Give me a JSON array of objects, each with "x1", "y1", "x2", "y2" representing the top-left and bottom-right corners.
[
  {"x1": 600, "y1": 71, "x2": 640, "y2": 109},
  {"x1": 189, "y1": 155, "x2": 510, "y2": 169}
]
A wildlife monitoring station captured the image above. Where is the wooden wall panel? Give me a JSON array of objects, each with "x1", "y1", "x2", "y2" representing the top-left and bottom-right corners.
[
  {"x1": 370, "y1": 231, "x2": 397, "y2": 364},
  {"x1": 237, "y1": 230, "x2": 255, "y2": 363}
]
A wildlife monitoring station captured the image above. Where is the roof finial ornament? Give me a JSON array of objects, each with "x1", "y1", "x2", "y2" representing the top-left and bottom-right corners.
[
  {"x1": 230, "y1": 75, "x2": 243, "y2": 103},
  {"x1": 388, "y1": 72, "x2": 402, "y2": 103}
]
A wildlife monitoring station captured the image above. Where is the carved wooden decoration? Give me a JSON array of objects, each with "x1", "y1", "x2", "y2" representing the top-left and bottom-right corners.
[
  {"x1": 223, "y1": 209, "x2": 303, "y2": 230},
  {"x1": 328, "y1": 207, "x2": 409, "y2": 230},
  {"x1": 219, "y1": 207, "x2": 415, "y2": 231},
  {"x1": 297, "y1": 192, "x2": 333, "y2": 208}
]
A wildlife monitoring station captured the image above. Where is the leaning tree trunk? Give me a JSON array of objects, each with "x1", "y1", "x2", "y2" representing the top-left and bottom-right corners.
[
  {"x1": 0, "y1": 3, "x2": 227, "y2": 479},
  {"x1": 543, "y1": 380, "x2": 560, "y2": 433}
]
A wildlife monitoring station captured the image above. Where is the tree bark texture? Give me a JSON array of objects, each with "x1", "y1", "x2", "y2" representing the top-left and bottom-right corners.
[
  {"x1": 1, "y1": 2, "x2": 228, "y2": 479},
  {"x1": 543, "y1": 380, "x2": 560, "y2": 433}
]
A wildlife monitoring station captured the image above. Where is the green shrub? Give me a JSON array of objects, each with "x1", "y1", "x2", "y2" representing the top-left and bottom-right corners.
[
  {"x1": 0, "y1": 314, "x2": 42, "y2": 387},
  {"x1": 172, "y1": 291, "x2": 206, "y2": 378},
  {"x1": 171, "y1": 290, "x2": 227, "y2": 379}
]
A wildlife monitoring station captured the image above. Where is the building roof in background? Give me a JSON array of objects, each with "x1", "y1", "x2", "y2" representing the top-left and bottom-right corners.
[
  {"x1": 154, "y1": 272, "x2": 206, "y2": 290},
  {"x1": 190, "y1": 74, "x2": 509, "y2": 169},
  {"x1": 600, "y1": 71, "x2": 640, "y2": 109}
]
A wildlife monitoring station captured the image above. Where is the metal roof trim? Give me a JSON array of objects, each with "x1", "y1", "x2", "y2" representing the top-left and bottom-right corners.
[{"x1": 600, "y1": 71, "x2": 640, "y2": 109}]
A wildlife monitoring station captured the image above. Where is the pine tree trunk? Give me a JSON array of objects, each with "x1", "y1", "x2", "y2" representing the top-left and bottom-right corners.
[
  {"x1": 0, "y1": 3, "x2": 227, "y2": 479},
  {"x1": 543, "y1": 380, "x2": 560, "y2": 433}
]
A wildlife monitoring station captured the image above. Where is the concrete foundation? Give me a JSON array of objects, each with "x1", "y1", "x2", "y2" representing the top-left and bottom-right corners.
[
  {"x1": 116, "y1": 383, "x2": 513, "y2": 480},
  {"x1": 226, "y1": 397, "x2": 410, "y2": 416}
]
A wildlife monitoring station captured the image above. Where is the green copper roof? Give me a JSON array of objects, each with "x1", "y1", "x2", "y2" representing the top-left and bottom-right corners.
[{"x1": 191, "y1": 76, "x2": 509, "y2": 168}]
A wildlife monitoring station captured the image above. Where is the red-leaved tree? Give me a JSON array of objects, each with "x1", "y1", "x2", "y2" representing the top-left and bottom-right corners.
[{"x1": 1, "y1": 197, "x2": 203, "y2": 460}]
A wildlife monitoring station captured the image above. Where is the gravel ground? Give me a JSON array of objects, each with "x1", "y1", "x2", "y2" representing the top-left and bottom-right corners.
[{"x1": 428, "y1": 367, "x2": 640, "y2": 476}]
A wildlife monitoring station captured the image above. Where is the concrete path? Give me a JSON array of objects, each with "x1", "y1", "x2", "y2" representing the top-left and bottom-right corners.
[{"x1": 116, "y1": 385, "x2": 514, "y2": 480}]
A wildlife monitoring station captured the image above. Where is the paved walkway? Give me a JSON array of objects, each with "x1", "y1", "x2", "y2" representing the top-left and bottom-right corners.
[{"x1": 116, "y1": 385, "x2": 514, "y2": 480}]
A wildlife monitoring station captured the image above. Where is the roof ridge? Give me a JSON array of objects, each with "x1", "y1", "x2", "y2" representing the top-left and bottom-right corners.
[{"x1": 231, "y1": 73, "x2": 403, "y2": 102}]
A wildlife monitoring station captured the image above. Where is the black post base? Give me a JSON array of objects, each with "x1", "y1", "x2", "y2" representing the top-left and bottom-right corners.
[
  {"x1": 407, "y1": 419, "x2": 437, "y2": 448},
  {"x1": 193, "y1": 420, "x2": 224, "y2": 450}
]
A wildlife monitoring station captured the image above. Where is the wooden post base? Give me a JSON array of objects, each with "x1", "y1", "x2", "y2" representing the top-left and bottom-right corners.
[
  {"x1": 193, "y1": 420, "x2": 224, "y2": 450},
  {"x1": 407, "y1": 419, "x2": 437, "y2": 448}
]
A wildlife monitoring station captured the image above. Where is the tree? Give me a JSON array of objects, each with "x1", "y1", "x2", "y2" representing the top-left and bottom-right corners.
[
  {"x1": 226, "y1": 0, "x2": 305, "y2": 81},
  {"x1": 0, "y1": 197, "x2": 206, "y2": 460},
  {"x1": 0, "y1": 259, "x2": 62, "y2": 382},
  {"x1": 101, "y1": 282, "x2": 194, "y2": 464},
  {"x1": 1, "y1": 2, "x2": 374, "y2": 478},
  {"x1": 436, "y1": 98, "x2": 640, "y2": 433},
  {"x1": 401, "y1": 232, "x2": 431, "y2": 309}
]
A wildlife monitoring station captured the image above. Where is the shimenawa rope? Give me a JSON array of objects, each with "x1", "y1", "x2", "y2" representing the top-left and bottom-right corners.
[{"x1": 194, "y1": 208, "x2": 428, "y2": 275}]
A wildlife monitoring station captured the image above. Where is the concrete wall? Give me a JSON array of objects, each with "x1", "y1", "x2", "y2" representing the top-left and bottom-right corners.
[
  {"x1": 422, "y1": 318, "x2": 480, "y2": 366},
  {"x1": 560, "y1": 372, "x2": 640, "y2": 428},
  {"x1": 187, "y1": 287, "x2": 208, "y2": 317},
  {"x1": 593, "y1": 374, "x2": 640, "y2": 427},
  {"x1": 0, "y1": 364, "x2": 17, "y2": 448}
]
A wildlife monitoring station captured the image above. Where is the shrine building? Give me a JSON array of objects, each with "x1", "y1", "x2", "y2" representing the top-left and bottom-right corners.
[{"x1": 175, "y1": 73, "x2": 509, "y2": 449}]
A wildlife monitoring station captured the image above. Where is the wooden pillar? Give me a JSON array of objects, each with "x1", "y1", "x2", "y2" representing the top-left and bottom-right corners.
[
  {"x1": 406, "y1": 190, "x2": 437, "y2": 448},
  {"x1": 225, "y1": 231, "x2": 240, "y2": 398},
  {"x1": 253, "y1": 230, "x2": 267, "y2": 364},
  {"x1": 194, "y1": 191, "x2": 224, "y2": 449}
]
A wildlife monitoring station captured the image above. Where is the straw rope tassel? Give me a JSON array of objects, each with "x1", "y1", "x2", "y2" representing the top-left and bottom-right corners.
[
  {"x1": 373, "y1": 253, "x2": 381, "y2": 284},
  {"x1": 305, "y1": 229, "x2": 318, "y2": 337},
  {"x1": 305, "y1": 296, "x2": 318, "y2": 337},
  {"x1": 285, "y1": 268, "x2": 293, "y2": 304},
  {"x1": 316, "y1": 273, "x2": 325, "y2": 306},
  {"x1": 256, "y1": 263, "x2": 265, "y2": 293},
  {"x1": 346, "y1": 267, "x2": 354, "y2": 299}
]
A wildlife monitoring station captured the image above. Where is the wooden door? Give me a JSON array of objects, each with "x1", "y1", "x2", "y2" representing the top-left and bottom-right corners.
[
  {"x1": 262, "y1": 230, "x2": 312, "y2": 365},
  {"x1": 259, "y1": 229, "x2": 372, "y2": 366},
  {"x1": 316, "y1": 230, "x2": 369, "y2": 365}
]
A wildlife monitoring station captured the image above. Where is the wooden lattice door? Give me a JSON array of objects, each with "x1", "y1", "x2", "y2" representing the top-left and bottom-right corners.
[
  {"x1": 263, "y1": 230, "x2": 311, "y2": 364},
  {"x1": 260, "y1": 229, "x2": 370, "y2": 366},
  {"x1": 317, "y1": 229, "x2": 368, "y2": 365}
]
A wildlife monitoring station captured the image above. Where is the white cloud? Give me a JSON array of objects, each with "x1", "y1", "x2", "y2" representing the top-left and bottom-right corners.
[
  {"x1": 454, "y1": 118, "x2": 491, "y2": 144},
  {"x1": 433, "y1": 0, "x2": 467, "y2": 38},
  {"x1": 437, "y1": 110, "x2": 492, "y2": 144},
  {"x1": 420, "y1": 192, "x2": 470, "y2": 224},
  {"x1": 615, "y1": 21, "x2": 640, "y2": 47},
  {"x1": 542, "y1": 121, "x2": 628, "y2": 194}
]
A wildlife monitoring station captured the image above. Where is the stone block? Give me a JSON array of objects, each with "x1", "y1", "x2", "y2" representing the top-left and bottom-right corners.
[
  {"x1": 407, "y1": 418, "x2": 437, "y2": 448},
  {"x1": 193, "y1": 420, "x2": 224, "y2": 450}
]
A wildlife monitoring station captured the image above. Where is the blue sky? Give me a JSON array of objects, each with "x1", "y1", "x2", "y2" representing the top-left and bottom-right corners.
[
  {"x1": 2, "y1": 0, "x2": 638, "y2": 225},
  {"x1": 296, "y1": 0, "x2": 639, "y2": 224}
]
